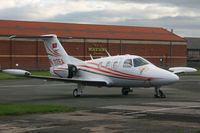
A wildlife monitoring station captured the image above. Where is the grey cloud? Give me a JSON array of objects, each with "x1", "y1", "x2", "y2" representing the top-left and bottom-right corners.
[
  {"x1": 46, "y1": 10, "x2": 200, "y2": 37},
  {"x1": 98, "y1": 0, "x2": 200, "y2": 9},
  {"x1": 45, "y1": 11, "x2": 106, "y2": 24},
  {"x1": 0, "y1": 8, "x2": 27, "y2": 20},
  {"x1": 0, "y1": 6, "x2": 40, "y2": 20},
  {"x1": 0, "y1": 0, "x2": 200, "y2": 37},
  {"x1": 113, "y1": 16, "x2": 200, "y2": 37}
]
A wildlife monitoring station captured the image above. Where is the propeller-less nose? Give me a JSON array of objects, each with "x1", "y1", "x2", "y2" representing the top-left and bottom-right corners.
[
  {"x1": 159, "y1": 69, "x2": 179, "y2": 85},
  {"x1": 148, "y1": 67, "x2": 180, "y2": 86},
  {"x1": 167, "y1": 72, "x2": 180, "y2": 83}
]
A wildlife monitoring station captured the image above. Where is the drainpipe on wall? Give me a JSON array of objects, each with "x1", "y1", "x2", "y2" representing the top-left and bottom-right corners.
[
  {"x1": 84, "y1": 38, "x2": 86, "y2": 60},
  {"x1": 36, "y1": 40, "x2": 39, "y2": 70},
  {"x1": 9, "y1": 39, "x2": 13, "y2": 69},
  {"x1": 170, "y1": 29, "x2": 173, "y2": 67},
  {"x1": 120, "y1": 39, "x2": 122, "y2": 55}
]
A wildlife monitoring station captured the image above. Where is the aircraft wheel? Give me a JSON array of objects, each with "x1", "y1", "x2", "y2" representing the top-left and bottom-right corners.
[
  {"x1": 154, "y1": 89, "x2": 166, "y2": 98},
  {"x1": 122, "y1": 88, "x2": 129, "y2": 95},
  {"x1": 159, "y1": 90, "x2": 166, "y2": 98},
  {"x1": 73, "y1": 89, "x2": 80, "y2": 97}
]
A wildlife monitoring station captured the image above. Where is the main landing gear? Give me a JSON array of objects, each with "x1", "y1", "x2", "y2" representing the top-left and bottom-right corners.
[
  {"x1": 73, "y1": 84, "x2": 84, "y2": 97},
  {"x1": 121, "y1": 87, "x2": 133, "y2": 95},
  {"x1": 154, "y1": 86, "x2": 166, "y2": 98}
]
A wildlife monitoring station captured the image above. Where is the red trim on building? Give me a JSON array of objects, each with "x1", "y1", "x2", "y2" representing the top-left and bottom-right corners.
[{"x1": 0, "y1": 20, "x2": 185, "y2": 41}]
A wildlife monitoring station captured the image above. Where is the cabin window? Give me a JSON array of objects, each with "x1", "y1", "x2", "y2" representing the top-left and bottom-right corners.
[
  {"x1": 113, "y1": 61, "x2": 118, "y2": 69},
  {"x1": 133, "y1": 58, "x2": 148, "y2": 67},
  {"x1": 98, "y1": 62, "x2": 103, "y2": 68},
  {"x1": 106, "y1": 61, "x2": 111, "y2": 68},
  {"x1": 123, "y1": 59, "x2": 132, "y2": 68}
]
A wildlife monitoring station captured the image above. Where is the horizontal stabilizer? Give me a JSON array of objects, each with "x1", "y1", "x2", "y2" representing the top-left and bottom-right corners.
[
  {"x1": 9, "y1": 35, "x2": 73, "y2": 40},
  {"x1": 9, "y1": 35, "x2": 54, "y2": 39}
]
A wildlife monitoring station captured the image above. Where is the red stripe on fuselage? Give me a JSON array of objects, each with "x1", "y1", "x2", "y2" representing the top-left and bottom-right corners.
[
  {"x1": 78, "y1": 65, "x2": 159, "y2": 80},
  {"x1": 86, "y1": 62, "x2": 159, "y2": 80}
]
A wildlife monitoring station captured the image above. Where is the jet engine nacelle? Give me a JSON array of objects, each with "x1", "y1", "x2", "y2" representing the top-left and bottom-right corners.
[{"x1": 51, "y1": 64, "x2": 77, "y2": 78}]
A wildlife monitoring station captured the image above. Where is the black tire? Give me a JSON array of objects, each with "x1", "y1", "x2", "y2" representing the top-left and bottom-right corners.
[
  {"x1": 154, "y1": 94, "x2": 159, "y2": 98},
  {"x1": 159, "y1": 90, "x2": 166, "y2": 98},
  {"x1": 73, "y1": 89, "x2": 80, "y2": 97},
  {"x1": 122, "y1": 88, "x2": 129, "y2": 95},
  {"x1": 154, "y1": 90, "x2": 166, "y2": 98}
]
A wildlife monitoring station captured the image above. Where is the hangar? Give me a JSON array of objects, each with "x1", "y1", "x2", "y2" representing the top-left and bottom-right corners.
[
  {"x1": 186, "y1": 37, "x2": 200, "y2": 67},
  {"x1": 0, "y1": 20, "x2": 187, "y2": 70}
]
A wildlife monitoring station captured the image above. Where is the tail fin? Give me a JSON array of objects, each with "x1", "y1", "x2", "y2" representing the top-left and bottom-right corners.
[
  {"x1": 42, "y1": 34, "x2": 71, "y2": 66},
  {"x1": 10, "y1": 34, "x2": 72, "y2": 67},
  {"x1": 10, "y1": 34, "x2": 82, "y2": 78}
]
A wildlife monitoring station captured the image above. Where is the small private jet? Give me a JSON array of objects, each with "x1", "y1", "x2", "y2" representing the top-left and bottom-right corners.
[{"x1": 3, "y1": 34, "x2": 197, "y2": 98}]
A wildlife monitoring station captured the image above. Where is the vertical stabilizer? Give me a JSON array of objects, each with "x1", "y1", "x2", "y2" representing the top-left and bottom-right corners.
[{"x1": 42, "y1": 35, "x2": 72, "y2": 66}]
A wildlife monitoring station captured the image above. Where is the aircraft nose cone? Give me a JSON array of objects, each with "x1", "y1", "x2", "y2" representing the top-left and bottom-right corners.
[
  {"x1": 171, "y1": 73, "x2": 179, "y2": 82},
  {"x1": 148, "y1": 68, "x2": 179, "y2": 86},
  {"x1": 165, "y1": 72, "x2": 179, "y2": 84}
]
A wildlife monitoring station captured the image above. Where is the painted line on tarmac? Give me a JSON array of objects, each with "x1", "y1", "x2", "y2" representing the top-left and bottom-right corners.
[
  {"x1": 124, "y1": 105, "x2": 200, "y2": 115},
  {"x1": 179, "y1": 80, "x2": 200, "y2": 82}
]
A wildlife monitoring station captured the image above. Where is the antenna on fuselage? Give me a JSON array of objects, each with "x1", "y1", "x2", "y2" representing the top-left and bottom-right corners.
[
  {"x1": 90, "y1": 54, "x2": 94, "y2": 60},
  {"x1": 106, "y1": 50, "x2": 111, "y2": 57}
]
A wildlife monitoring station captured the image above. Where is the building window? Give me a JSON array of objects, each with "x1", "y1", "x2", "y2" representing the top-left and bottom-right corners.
[{"x1": 188, "y1": 49, "x2": 200, "y2": 57}]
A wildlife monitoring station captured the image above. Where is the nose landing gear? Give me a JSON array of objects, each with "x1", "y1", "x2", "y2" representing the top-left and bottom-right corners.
[{"x1": 154, "y1": 86, "x2": 166, "y2": 98}]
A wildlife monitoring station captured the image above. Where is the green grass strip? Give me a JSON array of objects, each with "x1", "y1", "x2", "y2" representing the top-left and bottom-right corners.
[
  {"x1": 0, "y1": 70, "x2": 51, "y2": 80},
  {"x1": 30, "y1": 70, "x2": 52, "y2": 76},
  {"x1": 0, "y1": 71, "x2": 26, "y2": 80},
  {"x1": 0, "y1": 103, "x2": 77, "y2": 116},
  {"x1": 176, "y1": 130, "x2": 200, "y2": 133}
]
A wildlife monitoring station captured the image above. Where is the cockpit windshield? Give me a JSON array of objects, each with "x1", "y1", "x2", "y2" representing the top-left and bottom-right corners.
[{"x1": 133, "y1": 58, "x2": 149, "y2": 67}]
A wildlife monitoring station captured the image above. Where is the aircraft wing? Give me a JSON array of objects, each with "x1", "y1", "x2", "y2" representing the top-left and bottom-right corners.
[
  {"x1": 2, "y1": 69, "x2": 107, "y2": 86},
  {"x1": 28, "y1": 75, "x2": 107, "y2": 86},
  {"x1": 169, "y1": 67, "x2": 197, "y2": 74}
]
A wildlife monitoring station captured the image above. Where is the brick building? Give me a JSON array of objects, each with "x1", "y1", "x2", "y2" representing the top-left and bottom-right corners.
[{"x1": 0, "y1": 20, "x2": 187, "y2": 70}]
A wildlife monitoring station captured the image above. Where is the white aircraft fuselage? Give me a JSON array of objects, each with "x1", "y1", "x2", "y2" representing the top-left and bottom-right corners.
[{"x1": 54, "y1": 55, "x2": 179, "y2": 88}]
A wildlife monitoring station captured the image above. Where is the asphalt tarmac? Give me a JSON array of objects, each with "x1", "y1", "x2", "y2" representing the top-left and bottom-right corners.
[{"x1": 0, "y1": 76, "x2": 199, "y2": 133}]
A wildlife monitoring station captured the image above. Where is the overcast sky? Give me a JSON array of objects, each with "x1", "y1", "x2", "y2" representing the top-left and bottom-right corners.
[{"x1": 0, "y1": 0, "x2": 200, "y2": 37}]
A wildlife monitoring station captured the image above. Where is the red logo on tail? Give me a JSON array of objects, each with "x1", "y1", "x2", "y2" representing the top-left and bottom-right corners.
[{"x1": 52, "y1": 43, "x2": 57, "y2": 48}]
